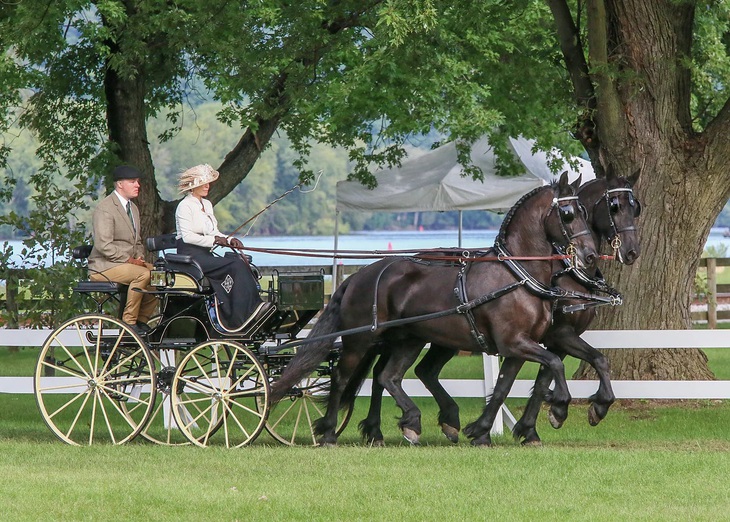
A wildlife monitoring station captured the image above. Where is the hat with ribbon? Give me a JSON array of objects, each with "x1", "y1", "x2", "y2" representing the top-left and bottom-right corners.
[{"x1": 178, "y1": 164, "x2": 220, "y2": 193}]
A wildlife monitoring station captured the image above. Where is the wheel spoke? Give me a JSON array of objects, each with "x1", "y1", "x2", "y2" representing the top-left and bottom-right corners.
[
  {"x1": 171, "y1": 340, "x2": 269, "y2": 447},
  {"x1": 35, "y1": 314, "x2": 156, "y2": 446}
]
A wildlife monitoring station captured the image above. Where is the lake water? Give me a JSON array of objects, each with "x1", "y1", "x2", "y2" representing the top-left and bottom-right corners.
[{"x1": 3, "y1": 228, "x2": 729, "y2": 268}]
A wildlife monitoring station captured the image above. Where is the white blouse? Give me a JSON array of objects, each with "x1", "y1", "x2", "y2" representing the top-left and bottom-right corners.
[{"x1": 175, "y1": 193, "x2": 224, "y2": 249}]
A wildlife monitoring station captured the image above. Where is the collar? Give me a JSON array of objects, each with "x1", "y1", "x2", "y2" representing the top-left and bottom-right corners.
[{"x1": 114, "y1": 190, "x2": 131, "y2": 208}]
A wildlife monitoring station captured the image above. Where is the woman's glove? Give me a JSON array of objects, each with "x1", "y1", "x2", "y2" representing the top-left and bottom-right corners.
[
  {"x1": 214, "y1": 236, "x2": 229, "y2": 246},
  {"x1": 229, "y1": 237, "x2": 244, "y2": 249}
]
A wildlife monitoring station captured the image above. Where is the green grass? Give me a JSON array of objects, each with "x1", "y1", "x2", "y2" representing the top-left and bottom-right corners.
[
  {"x1": 2, "y1": 394, "x2": 730, "y2": 520},
  {"x1": 3, "y1": 329, "x2": 730, "y2": 520}
]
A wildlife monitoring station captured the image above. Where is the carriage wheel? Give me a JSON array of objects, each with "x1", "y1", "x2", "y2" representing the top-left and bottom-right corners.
[
  {"x1": 122, "y1": 349, "x2": 207, "y2": 446},
  {"x1": 258, "y1": 373, "x2": 354, "y2": 446},
  {"x1": 33, "y1": 314, "x2": 157, "y2": 446},
  {"x1": 171, "y1": 340, "x2": 269, "y2": 448}
]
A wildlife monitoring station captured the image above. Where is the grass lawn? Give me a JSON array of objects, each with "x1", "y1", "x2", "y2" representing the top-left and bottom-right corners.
[
  {"x1": 1, "y1": 325, "x2": 730, "y2": 520},
  {"x1": 2, "y1": 392, "x2": 730, "y2": 521}
]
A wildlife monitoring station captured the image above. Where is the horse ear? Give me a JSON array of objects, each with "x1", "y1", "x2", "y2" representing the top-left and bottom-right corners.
[
  {"x1": 628, "y1": 169, "x2": 640, "y2": 186},
  {"x1": 605, "y1": 164, "x2": 616, "y2": 181},
  {"x1": 558, "y1": 171, "x2": 570, "y2": 189},
  {"x1": 570, "y1": 173, "x2": 582, "y2": 191}
]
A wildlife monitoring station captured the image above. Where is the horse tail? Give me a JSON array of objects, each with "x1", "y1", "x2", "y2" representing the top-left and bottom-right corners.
[{"x1": 269, "y1": 278, "x2": 349, "y2": 403}]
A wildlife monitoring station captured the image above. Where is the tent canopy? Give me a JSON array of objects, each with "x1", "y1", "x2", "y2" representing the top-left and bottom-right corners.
[{"x1": 336, "y1": 136, "x2": 594, "y2": 213}]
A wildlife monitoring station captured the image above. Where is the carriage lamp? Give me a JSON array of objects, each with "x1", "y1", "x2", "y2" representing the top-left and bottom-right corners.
[{"x1": 150, "y1": 260, "x2": 172, "y2": 288}]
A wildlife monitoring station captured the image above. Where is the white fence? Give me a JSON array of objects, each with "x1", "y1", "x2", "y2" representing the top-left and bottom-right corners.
[
  {"x1": 2, "y1": 328, "x2": 728, "y2": 435},
  {"x1": 2, "y1": 328, "x2": 728, "y2": 398}
]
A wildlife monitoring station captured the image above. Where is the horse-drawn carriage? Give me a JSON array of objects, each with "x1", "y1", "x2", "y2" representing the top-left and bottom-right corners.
[
  {"x1": 33, "y1": 170, "x2": 641, "y2": 448},
  {"x1": 33, "y1": 233, "x2": 351, "y2": 447}
]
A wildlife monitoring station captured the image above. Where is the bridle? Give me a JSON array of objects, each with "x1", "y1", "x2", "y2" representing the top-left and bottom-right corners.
[
  {"x1": 594, "y1": 186, "x2": 641, "y2": 251},
  {"x1": 548, "y1": 195, "x2": 592, "y2": 247}
]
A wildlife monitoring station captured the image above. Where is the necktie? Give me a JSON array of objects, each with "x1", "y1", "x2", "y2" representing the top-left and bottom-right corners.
[{"x1": 126, "y1": 201, "x2": 136, "y2": 236}]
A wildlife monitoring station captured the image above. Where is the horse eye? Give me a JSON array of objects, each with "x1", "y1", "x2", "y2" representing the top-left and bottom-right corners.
[
  {"x1": 609, "y1": 197, "x2": 620, "y2": 214},
  {"x1": 559, "y1": 205, "x2": 575, "y2": 224},
  {"x1": 579, "y1": 203, "x2": 588, "y2": 220}
]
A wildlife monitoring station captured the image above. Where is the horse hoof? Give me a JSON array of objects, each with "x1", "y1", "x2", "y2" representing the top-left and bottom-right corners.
[
  {"x1": 521, "y1": 439, "x2": 543, "y2": 447},
  {"x1": 440, "y1": 424, "x2": 460, "y2": 443},
  {"x1": 402, "y1": 428, "x2": 420, "y2": 445},
  {"x1": 368, "y1": 439, "x2": 385, "y2": 447},
  {"x1": 317, "y1": 441, "x2": 337, "y2": 448},
  {"x1": 588, "y1": 404, "x2": 602, "y2": 426},
  {"x1": 469, "y1": 437, "x2": 492, "y2": 448},
  {"x1": 547, "y1": 409, "x2": 564, "y2": 429}
]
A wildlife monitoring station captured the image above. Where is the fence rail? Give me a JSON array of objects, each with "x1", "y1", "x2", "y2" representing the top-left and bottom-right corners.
[
  {"x1": 1, "y1": 328, "x2": 728, "y2": 435},
  {"x1": 1, "y1": 328, "x2": 728, "y2": 395}
]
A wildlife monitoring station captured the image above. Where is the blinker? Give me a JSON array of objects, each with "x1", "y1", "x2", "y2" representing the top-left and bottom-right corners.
[
  {"x1": 559, "y1": 205, "x2": 576, "y2": 224},
  {"x1": 608, "y1": 190, "x2": 641, "y2": 217}
]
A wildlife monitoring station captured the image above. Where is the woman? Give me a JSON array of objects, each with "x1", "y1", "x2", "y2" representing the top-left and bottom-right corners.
[{"x1": 175, "y1": 164, "x2": 275, "y2": 332}]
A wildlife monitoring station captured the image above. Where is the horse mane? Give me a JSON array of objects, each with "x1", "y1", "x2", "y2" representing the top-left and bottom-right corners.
[{"x1": 496, "y1": 182, "x2": 554, "y2": 244}]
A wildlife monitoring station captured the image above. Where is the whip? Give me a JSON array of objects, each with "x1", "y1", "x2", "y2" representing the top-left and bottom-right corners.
[{"x1": 229, "y1": 169, "x2": 323, "y2": 239}]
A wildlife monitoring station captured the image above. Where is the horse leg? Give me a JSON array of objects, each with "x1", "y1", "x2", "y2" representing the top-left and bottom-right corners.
[
  {"x1": 313, "y1": 334, "x2": 372, "y2": 445},
  {"x1": 375, "y1": 341, "x2": 425, "y2": 445},
  {"x1": 465, "y1": 337, "x2": 572, "y2": 445},
  {"x1": 544, "y1": 331, "x2": 615, "y2": 426},
  {"x1": 463, "y1": 357, "x2": 524, "y2": 446},
  {"x1": 359, "y1": 352, "x2": 390, "y2": 446},
  {"x1": 414, "y1": 344, "x2": 459, "y2": 443},
  {"x1": 512, "y1": 359, "x2": 558, "y2": 445},
  {"x1": 531, "y1": 346, "x2": 571, "y2": 428}
]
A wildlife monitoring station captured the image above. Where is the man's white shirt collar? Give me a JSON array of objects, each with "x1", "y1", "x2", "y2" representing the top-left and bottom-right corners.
[{"x1": 114, "y1": 190, "x2": 131, "y2": 208}]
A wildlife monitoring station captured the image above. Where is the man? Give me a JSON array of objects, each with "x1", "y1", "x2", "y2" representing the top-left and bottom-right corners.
[{"x1": 88, "y1": 165, "x2": 157, "y2": 335}]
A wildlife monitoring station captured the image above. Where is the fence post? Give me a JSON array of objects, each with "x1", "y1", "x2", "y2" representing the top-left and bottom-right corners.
[
  {"x1": 4, "y1": 269, "x2": 20, "y2": 353},
  {"x1": 708, "y1": 257, "x2": 717, "y2": 329},
  {"x1": 335, "y1": 264, "x2": 345, "y2": 292}
]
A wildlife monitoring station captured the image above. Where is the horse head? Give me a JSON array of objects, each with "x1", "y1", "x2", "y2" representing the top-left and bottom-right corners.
[
  {"x1": 544, "y1": 171, "x2": 597, "y2": 268},
  {"x1": 578, "y1": 165, "x2": 642, "y2": 265}
]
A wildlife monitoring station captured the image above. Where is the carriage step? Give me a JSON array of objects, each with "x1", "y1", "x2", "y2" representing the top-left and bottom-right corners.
[{"x1": 156, "y1": 338, "x2": 197, "y2": 349}]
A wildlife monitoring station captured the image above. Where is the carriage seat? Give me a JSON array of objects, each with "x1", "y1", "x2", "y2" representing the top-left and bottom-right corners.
[
  {"x1": 71, "y1": 244, "x2": 127, "y2": 315},
  {"x1": 146, "y1": 234, "x2": 211, "y2": 292},
  {"x1": 71, "y1": 245, "x2": 125, "y2": 294},
  {"x1": 165, "y1": 254, "x2": 207, "y2": 282}
]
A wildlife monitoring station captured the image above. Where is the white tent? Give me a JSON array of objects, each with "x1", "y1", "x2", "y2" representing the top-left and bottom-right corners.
[
  {"x1": 331, "y1": 135, "x2": 594, "y2": 285},
  {"x1": 336, "y1": 136, "x2": 594, "y2": 214},
  {"x1": 334, "y1": 136, "x2": 594, "y2": 257}
]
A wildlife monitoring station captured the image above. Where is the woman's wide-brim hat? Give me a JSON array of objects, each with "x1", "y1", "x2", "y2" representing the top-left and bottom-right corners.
[{"x1": 178, "y1": 164, "x2": 220, "y2": 193}]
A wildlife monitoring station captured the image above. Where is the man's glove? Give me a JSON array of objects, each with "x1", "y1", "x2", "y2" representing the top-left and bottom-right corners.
[
  {"x1": 127, "y1": 256, "x2": 146, "y2": 266},
  {"x1": 229, "y1": 237, "x2": 244, "y2": 249},
  {"x1": 214, "y1": 236, "x2": 229, "y2": 246}
]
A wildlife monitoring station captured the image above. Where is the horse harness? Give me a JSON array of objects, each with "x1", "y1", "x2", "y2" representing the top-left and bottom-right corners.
[
  {"x1": 280, "y1": 188, "x2": 631, "y2": 352},
  {"x1": 449, "y1": 241, "x2": 621, "y2": 350}
]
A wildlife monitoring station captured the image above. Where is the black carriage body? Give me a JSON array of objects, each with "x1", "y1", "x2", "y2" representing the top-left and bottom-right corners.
[
  {"x1": 37, "y1": 237, "x2": 342, "y2": 447},
  {"x1": 146, "y1": 261, "x2": 324, "y2": 345}
]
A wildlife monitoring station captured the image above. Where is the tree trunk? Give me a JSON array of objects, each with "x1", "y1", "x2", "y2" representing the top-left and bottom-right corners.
[
  {"x1": 567, "y1": 0, "x2": 730, "y2": 380},
  {"x1": 104, "y1": 66, "x2": 163, "y2": 245}
]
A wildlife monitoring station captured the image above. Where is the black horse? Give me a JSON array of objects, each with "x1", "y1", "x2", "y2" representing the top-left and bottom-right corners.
[
  {"x1": 271, "y1": 172, "x2": 597, "y2": 446},
  {"x1": 361, "y1": 168, "x2": 641, "y2": 445}
]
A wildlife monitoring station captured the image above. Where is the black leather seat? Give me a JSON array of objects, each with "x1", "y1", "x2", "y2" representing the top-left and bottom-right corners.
[
  {"x1": 71, "y1": 244, "x2": 127, "y2": 314},
  {"x1": 146, "y1": 235, "x2": 211, "y2": 292}
]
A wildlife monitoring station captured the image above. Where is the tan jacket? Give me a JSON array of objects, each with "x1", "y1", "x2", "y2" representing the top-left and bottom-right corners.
[{"x1": 88, "y1": 193, "x2": 145, "y2": 273}]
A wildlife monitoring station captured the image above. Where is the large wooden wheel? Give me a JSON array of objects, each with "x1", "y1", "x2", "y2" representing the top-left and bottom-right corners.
[
  {"x1": 122, "y1": 349, "x2": 196, "y2": 446},
  {"x1": 258, "y1": 373, "x2": 353, "y2": 446},
  {"x1": 33, "y1": 314, "x2": 157, "y2": 446},
  {"x1": 170, "y1": 340, "x2": 269, "y2": 448}
]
